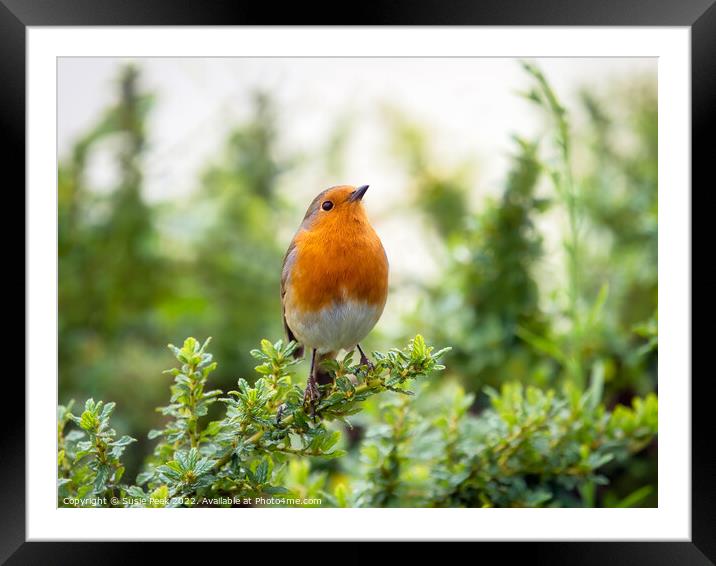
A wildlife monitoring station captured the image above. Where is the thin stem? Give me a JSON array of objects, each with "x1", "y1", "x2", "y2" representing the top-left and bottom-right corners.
[{"x1": 523, "y1": 61, "x2": 584, "y2": 388}]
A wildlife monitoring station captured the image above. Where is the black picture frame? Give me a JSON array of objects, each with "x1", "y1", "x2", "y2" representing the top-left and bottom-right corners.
[{"x1": 8, "y1": 0, "x2": 705, "y2": 562}]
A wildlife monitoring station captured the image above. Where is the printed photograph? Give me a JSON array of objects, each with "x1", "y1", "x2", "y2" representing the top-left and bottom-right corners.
[{"x1": 57, "y1": 57, "x2": 658, "y2": 508}]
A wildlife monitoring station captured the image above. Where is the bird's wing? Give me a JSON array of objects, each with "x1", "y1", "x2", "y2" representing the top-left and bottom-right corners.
[{"x1": 281, "y1": 239, "x2": 304, "y2": 359}]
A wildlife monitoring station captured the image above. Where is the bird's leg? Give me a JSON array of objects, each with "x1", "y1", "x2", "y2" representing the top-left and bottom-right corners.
[
  {"x1": 303, "y1": 348, "x2": 321, "y2": 420},
  {"x1": 356, "y1": 343, "x2": 374, "y2": 371}
]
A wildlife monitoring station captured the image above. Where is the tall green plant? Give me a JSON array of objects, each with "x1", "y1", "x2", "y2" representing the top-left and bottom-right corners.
[
  {"x1": 519, "y1": 62, "x2": 657, "y2": 400},
  {"x1": 408, "y1": 136, "x2": 550, "y2": 392},
  {"x1": 521, "y1": 61, "x2": 587, "y2": 388}
]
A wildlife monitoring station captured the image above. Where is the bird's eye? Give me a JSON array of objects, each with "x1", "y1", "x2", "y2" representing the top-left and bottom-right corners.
[{"x1": 321, "y1": 200, "x2": 334, "y2": 211}]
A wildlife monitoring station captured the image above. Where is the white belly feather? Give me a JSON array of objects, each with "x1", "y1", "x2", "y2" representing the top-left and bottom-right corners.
[{"x1": 286, "y1": 299, "x2": 383, "y2": 354}]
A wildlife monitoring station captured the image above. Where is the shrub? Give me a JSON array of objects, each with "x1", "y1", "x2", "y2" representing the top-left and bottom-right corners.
[
  {"x1": 58, "y1": 335, "x2": 657, "y2": 508},
  {"x1": 351, "y1": 381, "x2": 657, "y2": 507},
  {"x1": 58, "y1": 335, "x2": 449, "y2": 507}
]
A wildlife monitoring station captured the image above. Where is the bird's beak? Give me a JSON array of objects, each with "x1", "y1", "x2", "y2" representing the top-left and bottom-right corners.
[{"x1": 349, "y1": 185, "x2": 369, "y2": 202}]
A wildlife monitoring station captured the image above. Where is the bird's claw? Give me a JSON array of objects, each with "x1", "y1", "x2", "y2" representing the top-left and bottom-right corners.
[
  {"x1": 358, "y1": 351, "x2": 374, "y2": 373},
  {"x1": 355, "y1": 344, "x2": 374, "y2": 374},
  {"x1": 360, "y1": 356, "x2": 374, "y2": 372},
  {"x1": 303, "y1": 379, "x2": 320, "y2": 421}
]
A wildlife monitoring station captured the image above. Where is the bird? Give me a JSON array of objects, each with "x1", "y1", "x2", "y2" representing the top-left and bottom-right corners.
[{"x1": 281, "y1": 184, "x2": 389, "y2": 416}]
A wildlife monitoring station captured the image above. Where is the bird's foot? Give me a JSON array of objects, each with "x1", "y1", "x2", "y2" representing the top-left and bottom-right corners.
[
  {"x1": 356, "y1": 345, "x2": 374, "y2": 372},
  {"x1": 359, "y1": 353, "x2": 374, "y2": 372},
  {"x1": 303, "y1": 377, "x2": 321, "y2": 421}
]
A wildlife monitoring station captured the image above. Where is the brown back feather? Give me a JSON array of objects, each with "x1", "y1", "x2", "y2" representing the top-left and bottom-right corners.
[{"x1": 281, "y1": 237, "x2": 304, "y2": 359}]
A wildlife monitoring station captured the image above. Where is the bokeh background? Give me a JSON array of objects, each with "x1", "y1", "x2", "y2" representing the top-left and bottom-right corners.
[{"x1": 58, "y1": 57, "x2": 657, "y2": 506}]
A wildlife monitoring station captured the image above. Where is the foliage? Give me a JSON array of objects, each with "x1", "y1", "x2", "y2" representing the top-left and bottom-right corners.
[
  {"x1": 409, "y1": 136, "x2": 551, "y2": 392},
  {"x1": 58, "y1": 337, "x2": 657, "y2": 508},
  {"x1": 575, "y1": 77, "x2": 658, "y2": 397},
  {"x1": 521, "y1": 61, "x2": 587, "y2": 388},
  {"x1": 349, "y1": 379, "x2": 658, "y2": 508},
  {"x1": 516, "y1": 62, "x2": 657, "y2": 399},
  {"x1": 149, "y1": 337, "x2": 222, "y2": 450},
  {"x1": 58, "y1": 399, "x2": 137, "y2": 506},
  {"x1": 58, "y1": 336, "x2": 450, "y2": 507},
  {"x1": 399, "y1": 62, "x2": 657, "y2": 409}
]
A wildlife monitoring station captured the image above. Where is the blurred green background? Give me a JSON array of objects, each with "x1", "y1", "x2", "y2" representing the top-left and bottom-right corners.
[{"x1": 58, "y1": 58, "x2": 657, "y2": 506}]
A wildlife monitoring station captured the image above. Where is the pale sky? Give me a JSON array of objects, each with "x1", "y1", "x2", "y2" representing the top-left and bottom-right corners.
[{"x1": 58, "y1": 57, "x2": 655, "y2": 199}]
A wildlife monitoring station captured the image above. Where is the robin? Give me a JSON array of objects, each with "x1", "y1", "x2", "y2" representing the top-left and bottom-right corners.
[{"x1": 281, "y1": 184, "x2": 389, "y2": 415}]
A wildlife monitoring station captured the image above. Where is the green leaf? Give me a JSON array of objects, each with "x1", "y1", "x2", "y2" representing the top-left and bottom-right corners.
[
  {"x1": 79, "y1": 411, "x2": 98, "y2": 431},
  {"x1": 99, "y1": 401, "x2": 116, "y2": 422},
  {"x1": 110, "y1": 435, "x2": 136, "y2": 447},
  {"x1": 93, "y1": 464, "x2": 110, "y2": 494},
  {"x1": 255, "y1": 459, "x2": 270, "y2": 484}
]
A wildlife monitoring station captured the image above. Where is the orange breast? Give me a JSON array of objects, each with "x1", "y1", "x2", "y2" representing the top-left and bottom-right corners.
[{"x1": 288, "y1": 216, "x2": 389, "y2": 313}]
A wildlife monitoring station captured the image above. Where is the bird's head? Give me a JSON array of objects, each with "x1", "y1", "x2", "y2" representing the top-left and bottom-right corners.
[{"x1": 300, "y1": 185, "x2": 371, "y2": 232}]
